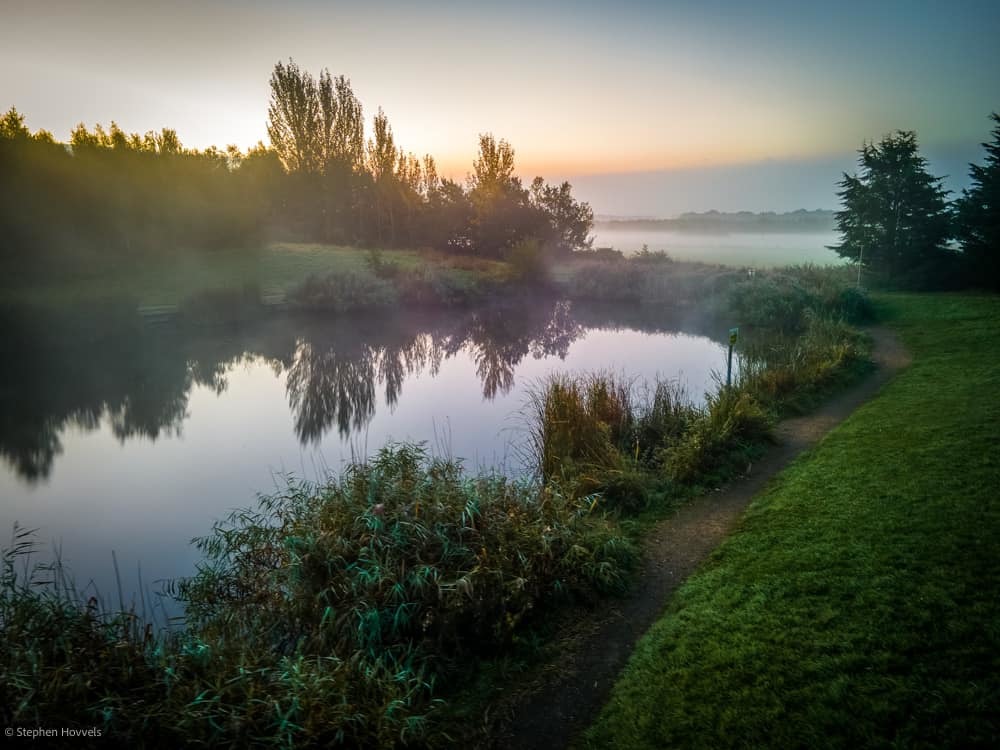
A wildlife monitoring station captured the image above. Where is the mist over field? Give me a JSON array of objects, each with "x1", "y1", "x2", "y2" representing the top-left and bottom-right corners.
[
  {"x1": 591, "y1": 226, "x2": 840, "y2": 266},
  {"x1": 559, "y1": 144, "x2": 982, "y2": 218}
]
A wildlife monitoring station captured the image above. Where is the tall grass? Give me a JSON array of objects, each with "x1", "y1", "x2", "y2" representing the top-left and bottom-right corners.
[
  {"x1": 528, "y1": 306, "x2": 870, "y2": 501},
  {"x1": 1, "y1": 445, "x2": 634, "y2": 747}
]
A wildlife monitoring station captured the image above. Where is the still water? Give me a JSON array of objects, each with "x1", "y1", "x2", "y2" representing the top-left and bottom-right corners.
[{"x1": 0, "y1": 299, "x2": 728, "y2": 613}]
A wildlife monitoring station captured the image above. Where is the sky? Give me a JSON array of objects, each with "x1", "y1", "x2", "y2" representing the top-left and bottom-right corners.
[{"x1": 2, "y1": 0, "x2": 998, "y2": 215}]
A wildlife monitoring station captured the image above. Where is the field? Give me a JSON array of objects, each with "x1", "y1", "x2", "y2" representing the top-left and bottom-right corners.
[{"x1": 583, "y1": 293, "x2": 1000, "y2": 749}]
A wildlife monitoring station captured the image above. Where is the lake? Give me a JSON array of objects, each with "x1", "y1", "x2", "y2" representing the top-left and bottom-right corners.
[
  {"x1": 0, "y1": 299, "x2": 731, "y2": 616},
  {"x1": 591, "y1": 227, "x2": 841, "y2": 267}
]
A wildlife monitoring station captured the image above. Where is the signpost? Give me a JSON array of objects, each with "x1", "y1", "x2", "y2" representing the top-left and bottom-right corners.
[{"x1": 726, "y1": 327, "x2": 739, "y2": 388}]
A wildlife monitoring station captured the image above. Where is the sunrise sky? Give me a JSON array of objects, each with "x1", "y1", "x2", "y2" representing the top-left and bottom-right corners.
[{"x1": 3, "y1": 0, "x2": 998, "y2": 214}]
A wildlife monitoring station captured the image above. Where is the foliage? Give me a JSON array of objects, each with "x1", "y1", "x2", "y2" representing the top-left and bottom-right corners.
[
  {"x1": 288, "y1": 269, "x2": 398, "y2": 312},
  {"x1": 529, "y1": 277, "x2": 870, "y2": 508},
  {"x1": 584, "y1": 293, "x2": 1000, "y2": 749},
  {"x1": 957, "y1": 112, "x2": 1000, "y2": 290},
  {"x1": 526, "y1": 372, "x2": 637, "y2": 504},
  {"x1": 561, "y1": 257, "x2": 873, "y2": 331},
  {"x1": 1, "y1": 445, "x2": 635, "y2": 747},
  {"x1": 396, "y1": 266, "x2": 483, "y2": 307},
  {"x1": 529, "y1": 178, "x2": 595, "y2": 254},
  {"x1": 505, "y1": 237, "x2": 549, "y2": 283},
  {"x1": 659, "y1": 387, "x2": 770, "y2": 483},
  {"x1": 718, "y1": 274, "x2": 814, "y2": 328},
  {"x1": 0, "y1": 109, "x2": 264, "y2": 276},
  {"x1": 831, "y1": 131, "x2": 955, "y2": 288},
  {"x1": 1, "y1": 69, "x2": 593, "y2": 280},
  {"x1": 630, "y1": 245, "x2": 672, "y2": 264}
]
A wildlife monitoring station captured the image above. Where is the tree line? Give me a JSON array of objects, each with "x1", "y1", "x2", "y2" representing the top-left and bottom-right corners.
[
  {"x1": 832, "y1": 114, "x2": 1000, "y2": 290},
  {"x1": 0, "y1": 59, "x2": 592, "y2": 277}
]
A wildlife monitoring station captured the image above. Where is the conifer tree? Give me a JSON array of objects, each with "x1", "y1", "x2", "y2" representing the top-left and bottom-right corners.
[
  {"x1": 832, "y1": 131, "x2": 953, "y2": 287},
  {"x1": 957, "y1": 113, "x2": 1000, "y2": 289}
]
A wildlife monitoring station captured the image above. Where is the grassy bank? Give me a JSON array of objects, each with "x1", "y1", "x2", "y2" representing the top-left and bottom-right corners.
[
  {"x1": 583, "y1": 293, "x2": 1000, "y2": 749},
  {"x1": 0, "y1": 243, "x2": 509, "y2": 307}
]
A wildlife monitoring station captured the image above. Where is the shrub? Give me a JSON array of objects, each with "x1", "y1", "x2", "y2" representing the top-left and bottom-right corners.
[
  {"x1": 718, "y1": 273, "x2": 815, "y2": 330},
  {"x1": 631, "y1": 245, "x2": 672, "y2": 264},
  {"x1": 571, "y1": 246, "x2": 625, "y2": 262},
  {"x1": 289, "y1": 270, "x2": 397, "y2": 313},
  {"x1": 1, "y1": 446, "x2": 636, "y2": 747},
  {"x1": 506, "y1": 237, "x2": 548, "y2": 283},
  {"x1": 632, "y1": 380, "x2": 699, "y2": 465},
  {"x1": 565, "y1": 263, "x2": 644, "y2": 302},
  {"x1": 365, "y1": 248, "x2": 403, "y2": 279},
  {"x1": 397, "y1": 266, "x2": 481, "y2": 307},
  {"x1": 736, "y1": 313, "x2": 870, "y2": 410},
  {"x1": 661, "y1": 388, "x2": 771, "y2": 483}
]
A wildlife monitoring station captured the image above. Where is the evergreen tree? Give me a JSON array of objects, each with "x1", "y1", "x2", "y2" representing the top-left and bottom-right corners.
[
  {"x1": 957, "y1": 113, "x2": 1000, "y2": 289},
  {"x1": 832, "y1": 131, "x2": 954, "y2": 288}
]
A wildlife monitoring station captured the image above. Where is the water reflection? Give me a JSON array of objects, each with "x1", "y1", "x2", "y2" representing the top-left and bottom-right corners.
[{"x1": 0, "y1": 297, "x2": 712, "y2": 481}]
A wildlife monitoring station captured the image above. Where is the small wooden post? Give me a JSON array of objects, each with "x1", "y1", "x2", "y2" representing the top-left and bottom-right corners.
[{"x1": 726, "y1": 327, "x2": 739, "y2": 388}]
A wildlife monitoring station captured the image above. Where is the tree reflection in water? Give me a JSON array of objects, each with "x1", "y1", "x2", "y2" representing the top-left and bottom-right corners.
[
  {"x1": 283, "y1": 299, "x2": 582, "y2": 442},
  {"x1": 0, "y1": 296, "x2": 685, "y2": 480}
]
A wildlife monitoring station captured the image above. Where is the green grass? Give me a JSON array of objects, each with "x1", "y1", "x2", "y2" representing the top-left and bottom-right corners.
[
  {"x1": 1, "y1": 242, "x2": 521, "y2": 308},
  {"x1": 582, "y1": 292, "x2": 1000, "y2": 749},
  {"x1": 0, "y1": 243, "x2": 427, "y2": 306}
]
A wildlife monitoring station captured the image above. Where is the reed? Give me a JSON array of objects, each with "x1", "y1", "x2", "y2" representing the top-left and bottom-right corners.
[{"x1": 1, "y1": 446, "x2": 635, "y2": 747}]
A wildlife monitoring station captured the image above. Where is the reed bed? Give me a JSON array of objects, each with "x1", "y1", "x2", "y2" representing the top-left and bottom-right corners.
[{"x1": 2, "y1": 445, "x2": 634, "y2": 748}]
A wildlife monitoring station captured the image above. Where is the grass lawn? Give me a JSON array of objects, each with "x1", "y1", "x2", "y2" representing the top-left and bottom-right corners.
[{"x1": 582, "y1": 292, "x2": 1000, "y2": 749}]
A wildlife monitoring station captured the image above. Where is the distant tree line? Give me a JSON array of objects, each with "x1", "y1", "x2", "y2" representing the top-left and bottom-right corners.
[
  {"x1": 0, "y1": 59, "x2": 592, "y2": 278},
  {"x1": 832, "y1": 114, "x2": 1000, "y2": 290},
  {"x1": 598, "y1": 209, "x2": 836, "y2": 234}
]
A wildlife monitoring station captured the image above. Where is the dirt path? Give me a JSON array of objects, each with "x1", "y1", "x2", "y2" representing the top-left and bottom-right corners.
[{"x1": 493, "y1": 327, "x2": 911, "y2": 750}]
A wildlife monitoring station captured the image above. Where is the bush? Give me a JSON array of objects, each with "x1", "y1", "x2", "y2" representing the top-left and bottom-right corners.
[
  {"x1": 289, "y1": 270, "x2": 398, "y2": 313},
  {"x1": 2, "y1": 446, "x2": 635, "y2": 747},
  {"x1": 661, "y1": 388, "x2": 771, "y2": 483},
  {"x1": 737, "y1": 313, "x2": 870, "y2": 410},
  {"x1": 397, "y1": 266, "x2": 481, "y2": 307},
  {"x1": 718, "y1": 274, "x2": 815, "y2": 329},
  {"x1": 631, "y1": 245, "x2": 672, "y2": 264},
  {"x1": 506, "y1": 237, "x2": 548, "y2": 283},
  {"x1": 365, "y1": 248, "x2": 403, "y2": 279},
  {"x1": 565, "y1": 262, "x2": 644, "y2": 303},
  {"x1": 571, "y1": 246, "x2": 625, "y2": 262}
]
